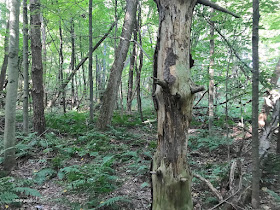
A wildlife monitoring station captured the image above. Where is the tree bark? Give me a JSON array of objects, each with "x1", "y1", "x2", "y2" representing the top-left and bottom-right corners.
[
  {"x1": 3, "y1": 0, "x2": 20, "y2": 171},
  {"x1": 89, "y1": 0, "x2": 94, "y2": 121},
  {"x1": 23, "y1": 0, "x2": 29, "y2": 134},
  {"x1": 136, "y1": 2, "x2": 143, "y2": 122},
  {"x1": 127, "y1": 25, "x2": 137, "y2": 113},
  {"x1": 30, "y1": 0, "x2": 46, "y2": 135},
  {"x1": 151, "y1": 0, "x2": 197, "y2": 209},
  {"x1": 97, "y1": 0, "x2": 137, "y2": 130},
  {"x1": 208, "y1": 8, "x2": 215, "y2": 134},
  {"x1": 0, "y1": 20, "x2": 9, "y2": 92},
  {"x1": 58, "y1": 21, "x2": 66, "y2": 113},
  {"x1": 251, "y1": 0, "x2": 260, "y2": 208},
  {"x1": 71, "y1": 19, "x2": 76, "y2": 109}
]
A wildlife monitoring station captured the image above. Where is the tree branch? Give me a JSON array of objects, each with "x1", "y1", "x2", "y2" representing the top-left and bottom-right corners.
[
  {"x1": 197, "y1": 0, "x2": 240, "y2": 18},
  {"x1": 193, "y1": 173, "x2": 223, "y2": 202}
]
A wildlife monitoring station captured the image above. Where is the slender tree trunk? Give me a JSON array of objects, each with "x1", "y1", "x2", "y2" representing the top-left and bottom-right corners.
[
  {"x1": 80, "y1": 36, "x2": 87, "y2": 98},
  {"x1": 97, "y1": 0, "x2": 137, "y2": 130},
  {"x1": 3, "y1": 0, "x2": 20, "y2": 171},
  {"x1": 101, "y1": 44, "x2": 107, "y2": 95},
  {"x1": 41, "y1": 15, "x2": 47, "y2": 82},
  {"x1": 136, "y1": 3, "x2": 143, "y2": 121},
  {"x1": 30, "y1": 0, "x2": 46, "y2": 135},
  {"x1": 0, "y1": 20, "x2": 9, "y2": 92},
  {"x1": 208, "y1": 8, "x2": 215, "y2": 134},
  {"x1": 59, "y1": 21, "x2": 66, "y2": 113},
  {"x1": 23, "y1": 0, "x2": 29, "y2": 134},
  {"x1": 151, "y1": 1, "x2": 197, "y2": 209},
  {"x1": 89, "y1": 0, "x2": 94, "y2": 122},
  {"x1": 127, "y1": 25, "x2": 137, "y2": 113},
  {"x1": 96, "y1": 55, "x2": 99, "y2": 101},
  {"x1": 71, "y1": 19, "x2": 76, "y2": 109},
  {"x1": 251, "y1": 0, "x2": 260, "y2": 208}
]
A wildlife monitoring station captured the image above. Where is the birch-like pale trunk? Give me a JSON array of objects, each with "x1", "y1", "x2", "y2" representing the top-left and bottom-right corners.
[{"x1": 3, "y1": 0, "x2": 20, "y2": 171}]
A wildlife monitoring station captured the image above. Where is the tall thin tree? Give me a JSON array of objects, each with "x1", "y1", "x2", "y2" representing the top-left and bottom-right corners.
[
  {"x1": 208, "y1": 8, "x2": 215, "y2": 134},
  {"x1": 30, "y1": 0, "x2": 46, "y2": 135},
  {"x1": 89, "y1": 0, "x2": 94, "y2": 122},
  {"x1": 97, "y1": 0, "x2": 137, "y2": 130},
  {"x1": 251, "y1": 0, "x2": 260, "y2": 207},
  {"x1": 0, "y1": 13, "x2": 9, "y2": 92},
  {"x1": 3, "y1": 0, "x2": 20, "y2": 171},
  {"x1": 23, "y1": 0, "x2": 29, "y2": 134}
]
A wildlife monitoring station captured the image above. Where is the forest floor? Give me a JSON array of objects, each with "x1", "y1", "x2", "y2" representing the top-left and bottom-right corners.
[{"x1": 1, "y1": 110, "x2": 280, "y2": 209}]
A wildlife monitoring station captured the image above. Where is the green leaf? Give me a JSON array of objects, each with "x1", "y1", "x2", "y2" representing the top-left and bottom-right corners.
[{"x1": 14, "y1": 187, "x2": 41, "y2": 197}]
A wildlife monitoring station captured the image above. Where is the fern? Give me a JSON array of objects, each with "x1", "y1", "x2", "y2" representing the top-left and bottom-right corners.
[
  {"x1": 97, "y1": 196, "x2": 130, "y2": 209},
  {"x1": 0, "y1": 192, "x2": 19, "y2": 205},
  {"x1": 34, "y1": 168, "x2": 56, "y2": 184},
  {"x1": 264, "y1": 188, "x2": 280, "y2": 203},
  {"x1": 14, "y1": 187, "x2": 41, "y2": 197}
]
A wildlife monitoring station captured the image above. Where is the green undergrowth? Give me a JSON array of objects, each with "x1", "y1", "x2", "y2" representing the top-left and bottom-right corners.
[
  {"x1": 188, "y1": 129, "x2": 233, "y2": 152},
  {"x1": 0, "y1": 110, "x2": 156, "y2": 209}
]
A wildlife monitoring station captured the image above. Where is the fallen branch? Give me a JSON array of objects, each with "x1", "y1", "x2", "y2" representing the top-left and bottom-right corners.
[
  {"x1": 209, "y1": 189, "x2": 241, "y2": 210},
  {"x1": 193, "y1": 173, "x2": 223, "y2": 202}
]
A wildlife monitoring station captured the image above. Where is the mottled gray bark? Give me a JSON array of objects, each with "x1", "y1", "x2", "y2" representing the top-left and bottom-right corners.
[
  {"x1": 151, "y1": 0, "x2": 196, "y2": 209},
  {"x1": 3, "y1": 0, "x2": 20, "y2": 171}
]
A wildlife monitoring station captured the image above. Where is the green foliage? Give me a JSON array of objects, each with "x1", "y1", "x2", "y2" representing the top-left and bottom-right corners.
[
  {"x1": 96, "y1": 196, "x2": 130, "y2": 209},
  {"x1": 189, "y1": 130, "x2": 233, "y2": 152},
  {"x1": 46, "y1": 112, "x2": 88, "y2": 135},
  {"x1": 34, "y1": 168, "x2": 57, "y2": 184},
  {"x1": 0, "y1": 177, "x2": 40, "y2": 205},
  {"x1": 59, "y1": 156, "x2": 117, "y2": 194},
  {"x1": 263, "y1": 188, "x2": 280, "y2": 205},
  {"x1": 112, "y1": 112, "x2": 142, "y2": 127}
]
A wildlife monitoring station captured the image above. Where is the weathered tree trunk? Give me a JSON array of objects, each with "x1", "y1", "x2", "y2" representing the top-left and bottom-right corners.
[
  {"x1": 23, "y1": 0, "x2": 29, "y2": 134},
  {"x1": 97, "y1": 0, "x2": 137, "y2": 130},
  {"x1": 89, "y1": 0, "x2": 94, "y2": 121},
  {"x1": 258, "y1": 58, "x2": 280, "y2": 155},
  {"x1": 0, "y1": 20, "x2": 9, "y2": 92},
  {"x1": 3, "y1": 0, "x2": 20, "y2": 171},
  {"x1": 251, "y1": 0, "x2": 260, "y2": 207},
  {"x1": 208, "y1": 8, "x2": 215, "y2": 134},
  {"x1": 30, "y1": 0, "x2": 46, "y2": 135},
  {"x1": 151, "y1": 0, "x2": 197, "y2": 209}
]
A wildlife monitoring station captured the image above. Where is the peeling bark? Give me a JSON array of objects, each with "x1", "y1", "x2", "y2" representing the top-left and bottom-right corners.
[{"x1": 152, "y1": 0, "x2": 197, "y2": 209}]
